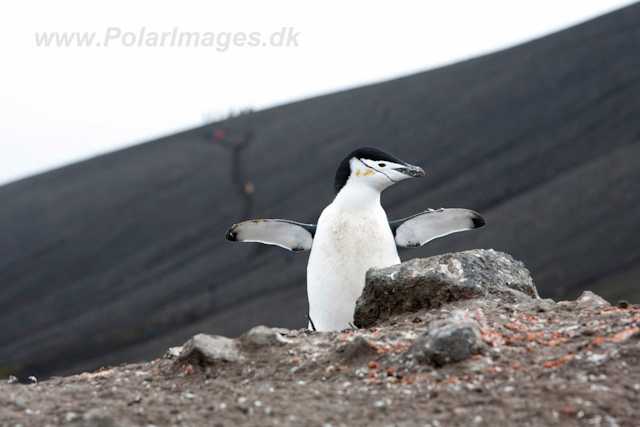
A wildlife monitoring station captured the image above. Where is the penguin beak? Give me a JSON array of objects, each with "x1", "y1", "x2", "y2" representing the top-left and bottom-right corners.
[{"x1": 395, "y1": 164, "x2": 425, "y2": 178}]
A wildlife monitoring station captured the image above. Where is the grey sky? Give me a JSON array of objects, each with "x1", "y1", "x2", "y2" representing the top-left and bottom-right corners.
[{"x1": 0, "y1": 0, "x2": 636, "y2": 186}]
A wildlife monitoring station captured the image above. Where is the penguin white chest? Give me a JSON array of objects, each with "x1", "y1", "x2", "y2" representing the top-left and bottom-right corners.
[{"x1": 306, "y1": 203, "x2": 400, "y2": 331}]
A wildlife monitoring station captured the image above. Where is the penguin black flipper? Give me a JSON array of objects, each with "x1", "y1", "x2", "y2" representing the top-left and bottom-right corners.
[
  {"x1": 225, "y1": 219, "x2": 317, "y2": 252},
  {"x1": 389, "y1": 208, "x2": 486, "y2": 248}
]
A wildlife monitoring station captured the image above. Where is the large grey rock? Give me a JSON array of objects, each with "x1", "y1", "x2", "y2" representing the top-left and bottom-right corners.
[
  {"x1": 178, "y1": 333, "x2": 240, "y2": 364},
  {"x1": 406, "y1": 310, "x2": 485, "y2": 366},
  {"x1": 355, "y1": 249, "x2": 538, "y2": 328}
]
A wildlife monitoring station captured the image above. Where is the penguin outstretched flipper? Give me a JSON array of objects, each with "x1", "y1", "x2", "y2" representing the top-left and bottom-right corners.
[
  {"x1": 390, "y1": 208, "x2": 486, "y2": 248},
  {"x1": 226, "y1": 219, "x2": 317, "y2": 252}
]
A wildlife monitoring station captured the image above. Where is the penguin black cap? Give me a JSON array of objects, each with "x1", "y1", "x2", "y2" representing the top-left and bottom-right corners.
[{"x1": 334, "y1": 147, "x2": 411, "y2": 195}]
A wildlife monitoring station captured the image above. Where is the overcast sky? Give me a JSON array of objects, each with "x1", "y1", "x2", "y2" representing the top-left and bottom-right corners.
[{"x1": 0, "y1": 0, "x2": 636, "y2": 186}]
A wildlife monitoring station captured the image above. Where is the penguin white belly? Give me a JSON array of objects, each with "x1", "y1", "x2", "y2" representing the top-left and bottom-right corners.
[{"x1": 307, "y1": 203, "x2": 400, "y2": 331}]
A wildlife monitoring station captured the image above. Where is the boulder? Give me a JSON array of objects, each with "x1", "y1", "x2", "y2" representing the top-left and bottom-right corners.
[{"x1": 355, "y1": 249, "x2": 538, "y2": 328}]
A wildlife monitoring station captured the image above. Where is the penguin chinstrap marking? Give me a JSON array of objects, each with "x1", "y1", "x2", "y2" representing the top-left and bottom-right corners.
[{"x1": 225, "y1": 147, "x2": 486, "y2": 332}]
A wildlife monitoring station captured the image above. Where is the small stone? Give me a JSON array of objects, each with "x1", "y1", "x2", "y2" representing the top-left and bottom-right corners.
[
  {"x1": 576, "y1": 291, "x2": 611, "y2": 311},
  {"x1": 81, "y1": 408, "x2": 120, "y2": 427},
  {"x1": 15, "y1": 396, "x2": 30, "y2": 408},
  {"x1": 178, "y1": 334, "x2": 240, "y2": 364},
  {"x1": 373, "y1": 398, "x2": 392, "y2": 407},
  {"x1": 330, "y1": 336, "x2": 377, "y2": 365},
  {"x1": 127, "y1": 396, "x2": 142, "y2": 406},
  {"x1": 240, "y1": 325, "x2": 290, "y2": 350},
  {"x1": 405, "y1": 310, "x2": 485, "y2": 366},
  {"x1": 617, "y1": 300, "x2": 630, "y2": 309},
  {"x1": 13, "y1": 386, "x2": 31, "y2": 407},
  {"x1": 164, "y1": 347, "x2": 183, "y2": 359}
]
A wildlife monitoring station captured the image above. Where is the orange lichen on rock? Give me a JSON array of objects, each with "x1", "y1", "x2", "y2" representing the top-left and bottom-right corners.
[
  {"x1": 402, "y1": 375, "x2": 416, "y2": 385},
  {"x1": 440, "y1": 377, "x2": 460, "y2": 385},
  {"x1": 504, "y1": 320, "x2": 531, "y2": 331},
  {"x1": 482, "y1": 366, "x2": 502, "y2": 374},
  {"x1": 611, "y1": 326, "x2": 640, "y2": 340},
  {"x1": 369, "y1": 341, "x2": 391, "y2": 354},
  {"x1": 543, "y1": 353, "x2": 574, "y2": 368},
  {"x1": 518, "y1": 315, "x2": 543, "y2": 323},
  {"x1": 505, "y1": 363, "x2": 523, "y2": 371},
  {"x1": 391, "y1": 343, "x2": 410, "y2": 351},
  {"x1": 588, "y1": 326, "x2": 640, "y2": 349},
  {"x1": 504, "y1": 330, "x2": 567, "y2": 348},
  {"x1": 541, "y1": 331, "x2": 567, "y2": 347},
  {"x1": 305, "y1": 352, "x2": 327, "y2": 361},
  {"x1": 480, "y1": 327, "x2": 506, "y2": 346},
  {"x1": 338, "y1": 332, "x2": 356, "y2": 342}
]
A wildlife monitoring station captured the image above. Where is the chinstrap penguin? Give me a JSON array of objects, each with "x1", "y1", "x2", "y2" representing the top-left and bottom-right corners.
[{"x1": 226, "y1": 147, "x2": 486, "y2": 331}]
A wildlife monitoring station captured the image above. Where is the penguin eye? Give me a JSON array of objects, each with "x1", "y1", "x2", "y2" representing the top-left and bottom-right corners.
[{"x1": 378, "y1": 163, "x2": 386, "y2": 168}]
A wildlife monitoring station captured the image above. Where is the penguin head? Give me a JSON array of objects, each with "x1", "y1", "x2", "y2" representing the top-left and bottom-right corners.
[{"x1": 334, "y1": 147, "x2": 424, "y2": 195}]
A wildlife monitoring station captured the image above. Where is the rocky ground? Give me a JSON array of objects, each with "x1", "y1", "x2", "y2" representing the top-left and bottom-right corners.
[{"x1": 2, "y1": 250, "x2": 639, "y2": 427}]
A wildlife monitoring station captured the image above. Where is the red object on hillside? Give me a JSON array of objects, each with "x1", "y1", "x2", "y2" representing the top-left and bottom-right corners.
[{"x1": 214, "y1": 129, "x2": 225, "y2": 141}]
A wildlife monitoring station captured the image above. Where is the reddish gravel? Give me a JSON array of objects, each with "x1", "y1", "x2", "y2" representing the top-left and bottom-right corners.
[{"x1": 1, "y1": 295, "x2": 639, "y2": 427}]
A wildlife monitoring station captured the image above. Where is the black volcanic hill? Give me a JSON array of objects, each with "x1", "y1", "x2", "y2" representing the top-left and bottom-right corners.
[{"x1": 2, "y1": 4, "x2": 640, "y2": 379}]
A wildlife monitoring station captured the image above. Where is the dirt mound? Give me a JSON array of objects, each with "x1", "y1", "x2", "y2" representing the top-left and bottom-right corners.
[
  {"x1": 3, "y1": 3, "x2": 640, "y2": 383},
  {"x1": 2, "y1": 253, "x2": 639, "y2": 426}
]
